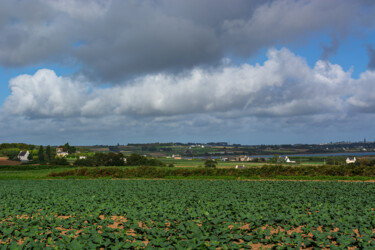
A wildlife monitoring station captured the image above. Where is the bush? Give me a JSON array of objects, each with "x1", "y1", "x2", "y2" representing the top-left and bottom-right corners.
[
  {"x1": 50, "y1": 157, "x2": 70, "y2": 166},
  {"x1": 74, "y1": 153, "x2": 125, "y2": 167},
  {"x1": 204, "y1": 159, "x2": 217, "y2": 168},
  {"x1": 125, "y1": 154, "x2": 165, "y2": 166}
]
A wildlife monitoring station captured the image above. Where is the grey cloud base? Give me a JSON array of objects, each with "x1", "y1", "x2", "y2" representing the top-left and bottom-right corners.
[{"x1": 0, "y1": 0, "x2": 374, "y2": 82}]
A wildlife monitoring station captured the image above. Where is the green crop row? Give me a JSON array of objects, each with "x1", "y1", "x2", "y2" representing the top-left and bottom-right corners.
[{"x1": 1, "y1": 180, "x2": 375, "y2": 248}]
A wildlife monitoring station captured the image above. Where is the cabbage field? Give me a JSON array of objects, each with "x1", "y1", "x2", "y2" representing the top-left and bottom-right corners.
[{"x1": 1, "y1": 180, "x2": 375, "y2": 249}]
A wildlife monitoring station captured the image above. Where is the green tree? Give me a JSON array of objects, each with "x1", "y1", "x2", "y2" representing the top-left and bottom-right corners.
[
  {"x1": 204, "y1": 159, "x2": 217, "y2": 168},
  {"x1": 27, "y1": 152, "x2": 33, "y2": 161},
  {"x1": 46, "y1": 145, "x2": 51, "y2": 161},
  {"x1": 63, "y1": 142, "x2": 76, "y2": 154},
  {"x1": 268, "y1": 155, "x2": 280, "y2": 164},
  {"x1": 38, "y1": 146, "x2": 45, "y2": 162}
]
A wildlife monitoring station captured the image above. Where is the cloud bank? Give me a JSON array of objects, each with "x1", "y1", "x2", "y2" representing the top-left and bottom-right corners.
[
  {"x1": 0, "y1": 0, "x2": 374, "y2": 81},
  {"x1": 3, "y1": 48, "x2": 374, "y2": 121},
  {"x1": 1, "y1": 0, "x2": 375, "y2": 144}
]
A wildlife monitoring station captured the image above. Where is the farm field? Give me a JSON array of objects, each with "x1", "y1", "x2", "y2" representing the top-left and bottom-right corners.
[
  {"x1": 160, "y1": 158, "x2": 326, "y2": 168},
  {"x1": 1, "y1": 180, "x2": 375, "y2": 248},
  {"x1": 0, "y1": 157, "x2": 20, "y2": 166},
  {"x1": 0, "y1": 166, "x2": 73, "y2": 180}
]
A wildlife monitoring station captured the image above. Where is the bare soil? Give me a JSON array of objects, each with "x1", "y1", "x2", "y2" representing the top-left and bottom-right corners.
[{"x1": 0, "y1": 157, "x2": 20, "y2": 165}]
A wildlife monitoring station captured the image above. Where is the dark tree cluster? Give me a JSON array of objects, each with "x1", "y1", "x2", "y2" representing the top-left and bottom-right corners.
[
  {"x1": 62, "y1": 143, "x2": 76, "y2": 154},
  {"x1": 74, "y1": 153, "x2": 165, "y2": 167},
  {"x1": 74, "y1": 153, "x2": 125, "y2": 167},
  {"x1": 125, "y1": 154, "x2": 165, "y2": 166}
]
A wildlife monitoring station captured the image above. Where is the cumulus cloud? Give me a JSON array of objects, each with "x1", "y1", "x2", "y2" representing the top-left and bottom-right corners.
[
  {"x1": 4, "y1": 69, "x2": 88, "y2": 118},
  {"x1": 0, "y1": 0, "x2": 374, "y2": 81},
  {"x1": 3, "y1": 48, "x2": 361, "y2": 121},
  {"x1": 3, "y1": 47, "x2": 375, "y2": 145}
]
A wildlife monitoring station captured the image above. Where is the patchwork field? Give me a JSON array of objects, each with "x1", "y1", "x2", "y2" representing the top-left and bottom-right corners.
[
  {"x1": 1, "y1": 180, "x2": 375, "y2": 248},
  {"x1": 0, "y1": 157, "x2": 20, "y2": 166}
]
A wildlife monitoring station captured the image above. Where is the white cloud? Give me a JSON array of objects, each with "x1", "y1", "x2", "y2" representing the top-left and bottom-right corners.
[
  {"x1": 3, "y1": 47, "x2": 375, "y2": 145},
  {"x1": 2, "y1": 48, "x2": 361, "y2": 121},
  {"x1": 4, "y1": 69, "x2": 88, "y2": 117}
]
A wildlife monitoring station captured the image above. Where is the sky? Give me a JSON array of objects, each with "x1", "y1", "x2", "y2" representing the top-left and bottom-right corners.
[{"x1": 1, "y1": 0, "x2": 375, "y2": 146}]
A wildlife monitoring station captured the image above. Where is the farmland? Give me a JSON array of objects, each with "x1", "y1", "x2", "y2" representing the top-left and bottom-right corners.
[
  {"x1": 0, "y1": 157, "x2": 20, "y2": 166},
  {"x1": 1, "y1": 180, "x2": 375, "y2": 248}
]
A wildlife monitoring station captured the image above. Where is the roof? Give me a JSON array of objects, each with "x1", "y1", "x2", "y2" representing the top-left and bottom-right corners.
[{"x1": 18, "y1": 151, "x2": 28, "y2": 157}]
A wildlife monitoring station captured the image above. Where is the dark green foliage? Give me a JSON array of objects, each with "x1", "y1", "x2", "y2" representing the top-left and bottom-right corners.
[
  {"x1": 38, "y1": 146, "x2": 44, "y2": 162},
  {"x1": 51, "y1": 164, "x2": 375, "y2": 179},
  {"x1": 45, "y1": 145, "x2": 51, "y2": 161},
  {"x1": 1, "y1": 180, "x2": 375, "y2": 248},
  {"x1": 125, "y1": 154, "x2": 165, "y2": 166},
  {"x1": 63, "y1": 142, "x2": 76, "y2": 154},
  {"x1": 74, "y1": 153, "x2": 126, "y2": 167},
  {"x1": 204, "y1": 159, "x2": 217, "y2": 168},
  {"x1": 74, "y1": 157, "x2": 96, "y2": 166},
  {"x1": 27, "y1": 152, "x2": 33, "y2": 161},
  {"x1": 50, "y1": 157, "x2": 69, "y2": 166},
  {"x1": 108, "y1": 146, "x2": 120, "y2": 153},
  {"x1": 267, "y1": 155, "x2": 280, "y2": 163},
  {"x1": 0, "y1": 143, "x2": 32, "y2": 150},
  {"x1": 2, "y1": 149, "x2": 19, "y2": 160}
]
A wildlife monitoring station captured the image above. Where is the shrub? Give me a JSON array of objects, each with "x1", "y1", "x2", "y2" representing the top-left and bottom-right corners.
[
  {"x1": 204, "y1": 159, "x2": 217, "y2": 168},
  {"x1": 50, "y1": 157, "x2": 69, "y2": 166}
]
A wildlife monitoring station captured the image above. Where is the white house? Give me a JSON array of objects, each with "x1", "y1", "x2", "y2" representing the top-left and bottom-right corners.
[
  {"x1": 235, "y1": 155, "x2": 252, "y2": 162},
  {"x1": 18, "y1": 151, "x2": 30, "y2": 162},
  {"x1": 172, "y1": 154, "x2": 182, "y2": 160},
  {"x1": 235, "y1": 165, "x2": 247, "y2": 169},
  {"x1": 57, "y1": 152, "x2": 69, "y2": 157},
  {"x1": 56, "y1": 147, "x2": 69, "y2": 157},
  {"x1": 346, "y1": 157, "x2": 356, "y2": 164},
  {"x1": 285, "y1": 156, "x2": 296, "y2": 163}
]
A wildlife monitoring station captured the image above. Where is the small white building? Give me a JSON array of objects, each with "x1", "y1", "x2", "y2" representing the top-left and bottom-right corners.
[
  {"x1": 235, "y1": 155, "x2": 252, "y2": 162},
  {"x1": 18, "y1": 151, "x2": 30, "y2": 162},
  {"x1": 56, "y1": 152, "x2": 69, "y2": 157},
  {"x1": 346, "y1": 157, "x2": 356, "y2": 164},
  {"x1": 172, "y1": 154, "x2": 182, "y2": 160},
  {"x1": 79, "y1": 156, "x2": 87, "y2": 160},
  {"x1": 56, "y1": 147, "x2": 69, "y2": 157},
  {"x1": 285, "y1": 156, "x2": 296, "y2": 164},
  {"x1": 235, "y1": 165, "x2": 247, "y2": 169}
]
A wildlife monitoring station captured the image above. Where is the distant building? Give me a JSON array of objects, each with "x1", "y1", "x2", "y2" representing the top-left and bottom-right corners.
[
  {"x1": 235, "y1": 165, "x2": 247, "y2": 169},
  {"x1": 17, "y1": 151, "x2": 30, "y2": 162},
  {"x1": 284, "y1": 156, "x2": 296, "y2": 164},
  {"x1": 346, "y1": 157, "x2": 356, "y2": 164},
  {"x1": 79, "y1": 156, "x2": 87, "y2": 160},
  {"x1": 235, "y1": 155, "x2": 251, "y2": 162},
  {"x1": 56, "y1": 147, "x2": 69, "y2": 157},
  {"x1": 172, "y1": 154, "x2": 182, "y2": 160}
]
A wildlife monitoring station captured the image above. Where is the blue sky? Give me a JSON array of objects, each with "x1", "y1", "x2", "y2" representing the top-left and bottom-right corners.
[{"x1": 1, "y1": 0, "x2": 375, "y2": 146}]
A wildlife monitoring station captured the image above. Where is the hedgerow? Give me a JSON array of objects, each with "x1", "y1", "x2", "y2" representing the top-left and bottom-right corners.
[{"x1": 49, "y1": 164, "x2": 375, "y2": 178}]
